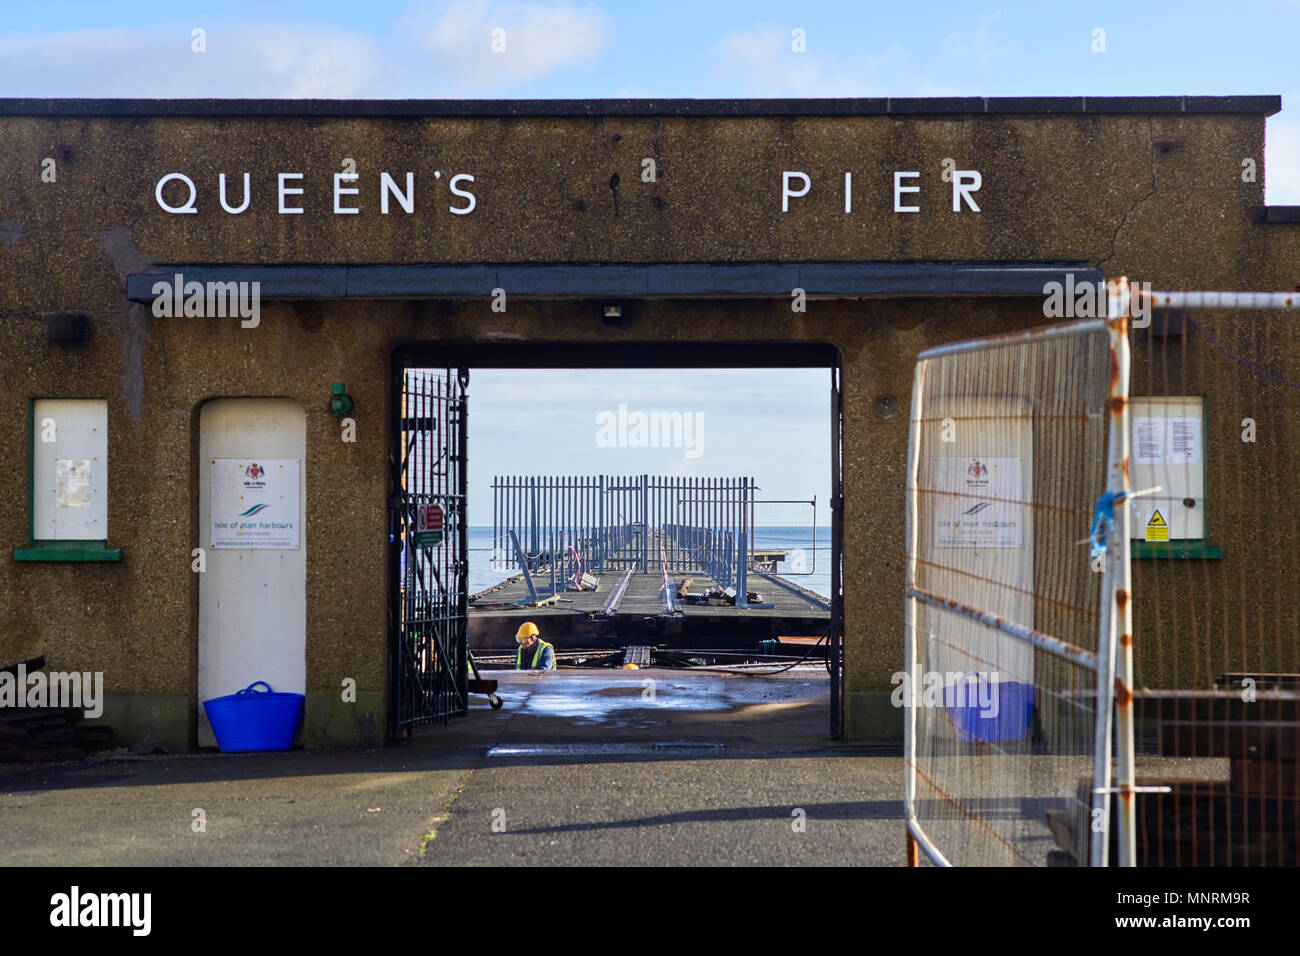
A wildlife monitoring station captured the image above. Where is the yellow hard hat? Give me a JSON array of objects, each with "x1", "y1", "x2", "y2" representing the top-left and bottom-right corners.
[{"x1": 516, "y1": 621, "x2": 539, "y2": 639}]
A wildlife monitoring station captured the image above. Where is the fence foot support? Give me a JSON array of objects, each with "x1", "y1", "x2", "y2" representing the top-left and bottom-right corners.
[{"x1": 907, "y1": 831, "x2": 919, "y2": 867}]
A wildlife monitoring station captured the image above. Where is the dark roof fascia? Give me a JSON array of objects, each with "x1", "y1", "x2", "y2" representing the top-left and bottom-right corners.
[
  {"x1": 125, "y1": 261, "x2": 1102, "y2": 302},
  {"x1": 1, "y1": 96, "x2": 1282, "y2": 119}
]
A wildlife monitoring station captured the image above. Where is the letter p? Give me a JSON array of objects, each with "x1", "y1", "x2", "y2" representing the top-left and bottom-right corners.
[{"x1": 782, "y1": 171, "x2": 811, "y2": 212}]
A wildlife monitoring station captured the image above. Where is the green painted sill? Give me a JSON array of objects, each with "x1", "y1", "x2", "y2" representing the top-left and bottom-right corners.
[
  {"x1": 14, "y1": 540, "x2": 122, "y2": 562},
  {"x1": 1131, "y1": 540, "x2": 1221, "y2": 560}
]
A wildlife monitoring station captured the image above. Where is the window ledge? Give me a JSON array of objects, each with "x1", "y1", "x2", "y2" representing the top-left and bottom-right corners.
[
  {"x1": 1131, "y1": 540, "x2": 1220, "y2": 560},
  {"x1": 14, "y1": 540, "x2": 122, "y2": 562}
]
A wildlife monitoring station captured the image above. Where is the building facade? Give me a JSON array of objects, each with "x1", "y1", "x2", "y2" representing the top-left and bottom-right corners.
[{"x1": 1, "y1": 96, "x2": 1296, "y2": 749}]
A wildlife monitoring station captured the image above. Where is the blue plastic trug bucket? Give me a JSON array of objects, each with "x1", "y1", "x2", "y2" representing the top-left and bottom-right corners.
[
  {"x1": 203, "y1": 681, "x2": 304, "y2": 753},
  {"x1": 943, "y1": 674, "x2": 1035, "y2": 743}
]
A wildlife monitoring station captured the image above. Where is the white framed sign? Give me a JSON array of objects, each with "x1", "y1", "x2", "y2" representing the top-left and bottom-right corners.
[
  {"x1": 209, "y1": 458, "x2": 300, "y2": 549},
  {"x1": 1129, "y1": 396, "x2": 1205, "y2": 540},
  {"x1": 917, "y1": 396, "x2": 1034, "y2": 688},
  {"x1": 933, "y1": 456, "x2": 1025, "y2": 548},
  {"x1": 33, "y1": 399, "x2": 108, "y2": 540}
]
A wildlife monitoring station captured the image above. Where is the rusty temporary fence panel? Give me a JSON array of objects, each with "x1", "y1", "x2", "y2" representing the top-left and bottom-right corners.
[
  {"x1": 904, "y1": 281, "x2": 1300, "y2": 866},
  {"x1": 390, "y1": 367, "x2": 469, "y2": 732},
  {"x1": 903, "y1": 311, "x2": 1130, "y2": 867},
  {"x1": 1123, "y1": 285, "x2": 1300, "y2": 866}
]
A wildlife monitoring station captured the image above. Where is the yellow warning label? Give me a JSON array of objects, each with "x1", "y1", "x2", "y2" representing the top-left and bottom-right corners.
[{"x1": 1145, "y1": 509, "x2": 1169, "y2": 542}]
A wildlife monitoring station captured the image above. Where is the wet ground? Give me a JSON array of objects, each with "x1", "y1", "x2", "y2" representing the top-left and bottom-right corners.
[{"x1": 0, "y1": 669, "x2": 907, "y2": 867}]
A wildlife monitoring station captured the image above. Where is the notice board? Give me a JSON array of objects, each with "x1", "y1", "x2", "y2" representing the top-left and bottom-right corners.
[
  {"x1": 1129, "y1": 396, "x2": 1205, "y2": 541},
  {"x1": 209, "y1": 458, "x2": 301, "y2": 549}
]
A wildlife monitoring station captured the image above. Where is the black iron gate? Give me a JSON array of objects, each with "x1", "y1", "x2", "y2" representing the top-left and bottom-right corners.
[
  {"x1": 388, "y1": 366, "x2": 469, "y2": 734},
  {"x1": 829, "y1": 366, "x2": 845, "y2": 738}
]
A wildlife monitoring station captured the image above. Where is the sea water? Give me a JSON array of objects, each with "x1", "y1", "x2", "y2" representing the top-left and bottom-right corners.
[{"x1": 466, "y1": 525, "x2": 832, "y2": 600}]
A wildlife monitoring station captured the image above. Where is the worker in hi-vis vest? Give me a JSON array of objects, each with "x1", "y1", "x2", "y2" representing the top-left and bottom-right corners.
[{"x1": 514, "y1": 621, "x2": 555, "y2": 670}]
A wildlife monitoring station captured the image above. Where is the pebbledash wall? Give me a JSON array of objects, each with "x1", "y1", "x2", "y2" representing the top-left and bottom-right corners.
[{"x1": 1, "y1": 97, "x2": 1297, "y2": 750}]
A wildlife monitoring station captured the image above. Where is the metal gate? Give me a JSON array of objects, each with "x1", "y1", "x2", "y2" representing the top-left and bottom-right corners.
[
  {"x1": 389, "y1": 366, "x2": 469, "y2": 733},
  {"x1": 490, "y1": 473, "x2": 758, "y2": 580},
  {"x1": 829, "y1": 366, "x2": 844, "y2": 739}
]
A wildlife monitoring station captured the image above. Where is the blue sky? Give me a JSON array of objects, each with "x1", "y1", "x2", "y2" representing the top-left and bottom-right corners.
[
  {"x1": 3, "y1": 2, "x2": 1293, "y2": 200},
  {"x1": 465, "y1": 368, "x2": 832, "y2": 527},
  {"x1": 5, "y1": 2, "x2": 1297, "y2": 524},
  {"x1": 3, "y1": 1, "x2": 1297, "y2": 203}
]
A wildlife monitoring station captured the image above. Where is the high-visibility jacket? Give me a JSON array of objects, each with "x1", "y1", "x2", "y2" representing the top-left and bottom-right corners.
[{"x1": 516, "y1": 639, "x2": 555, "y2": 671}]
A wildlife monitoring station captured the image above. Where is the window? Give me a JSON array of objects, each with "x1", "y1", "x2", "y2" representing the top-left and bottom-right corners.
[
  {"x1": 1129, "y1": 395, "x2": 1219, "y2": 559},
  {"x1": 14, "y1": 399, "x2": 121, "y2": 561}
]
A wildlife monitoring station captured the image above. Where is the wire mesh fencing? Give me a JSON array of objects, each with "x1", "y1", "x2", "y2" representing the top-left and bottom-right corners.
[
  {"x1": 1123, "y1": 290, "x2": 1300, "y2": 866},
  {"x1": 905, "y1": 284, "x2": 1300, "y2": 867},
  {"x1": 904, "y1": 317, "x2": 1123, "y2": 866}
]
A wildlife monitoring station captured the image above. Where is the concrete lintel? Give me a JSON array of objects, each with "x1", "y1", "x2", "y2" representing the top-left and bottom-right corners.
[{"x1": 126, "y1": 262, "x2": 1102, "y2": 303}]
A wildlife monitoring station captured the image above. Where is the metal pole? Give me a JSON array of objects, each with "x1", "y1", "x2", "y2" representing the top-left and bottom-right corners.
[
  {"x1": 1110, "y1": 280, "x2": 1137, "y2": 867},
  {"x1": 730, "y1": 477, "x2": 736, "y2": 592},
  {"x1": 549, "y1": 481, "x2": 556, "y2": 598},
  {"x1": 457, "y1": 371, "x2": 467, "y2": 688},
  {"x1": 744, "y1": 477, "x2": 750, "y2": 595},
  {"x1": 1089, "y1": 280, "x2": 1130, "y2": 868},
  {"x1": 530, "y1": 475, "x2": 538, "y2": 570},
  {"x1": 641, "y1": 473, "x2": 649, "y2": 573},
  {"x1": 737, "y1": 477, "x2": 750, "y2": 608},
  {"x1": 1143, "y1": 289, "x2": 1299, "y2": 310},
  {"x1": 509, "y1": 530, "x2": 538, "y2": 605},
  {"x1": 710, "y1": 476, "x2": 717, "y2": 583},
  {"x1": 831, "y1": 367, "x2": 844, "y2": 741}
]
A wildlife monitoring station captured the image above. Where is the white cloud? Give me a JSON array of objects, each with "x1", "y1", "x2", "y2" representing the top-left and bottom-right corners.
[
  {"x1": 936, "y1": 12, "x2": 1011, "y2": 75},
  {"x1": 0, "y1": 4, "x2": 614, "y2": 98},
  {"x1": 704, "y1": 25, "x2": 876, "y2": 97},
  {"x1": 701, "y1": 22, "x2": 983, "y2": 99},
  {"x1": 0, "y1": 24, "x2": 391, "y2": 97},
  {"x1": 401, "y1": 0, "x2": 613, "y2": 92}
]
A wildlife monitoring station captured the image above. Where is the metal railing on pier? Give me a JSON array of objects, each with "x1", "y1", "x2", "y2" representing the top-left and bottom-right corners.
[{"x1": 491, "y1": 474, "x2": 756, "y2": 603}]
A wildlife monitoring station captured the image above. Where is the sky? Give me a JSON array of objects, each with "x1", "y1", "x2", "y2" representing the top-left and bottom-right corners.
[
  {"x1": 5, "y1": 1, "x2": 1297, "y2": 525},
  {"x1": 464, "y1": 367, "x2": 832, "y2": 527},
  {"x1": 1, "y1": 1, "x2": 1297, "y2": 202}
]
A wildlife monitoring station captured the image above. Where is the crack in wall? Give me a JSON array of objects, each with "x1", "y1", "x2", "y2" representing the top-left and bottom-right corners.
[{"x1": 1098, "y1": 117, "x2": 1158, "y2": 273}]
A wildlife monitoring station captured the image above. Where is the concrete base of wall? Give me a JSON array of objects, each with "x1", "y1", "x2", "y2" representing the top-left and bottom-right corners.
[
  {"x1": 304, "y1": 691, "x2": 384, "y2": 748},
  {"x1": 91, "y1": 692, "x2": 191, "y2": 753},
  {"x1": 846, "y1": 691, "x2": 904, "y2": 742},
  {"x1": 85, "y1": 691, "x2": 385, "y2": 752}
]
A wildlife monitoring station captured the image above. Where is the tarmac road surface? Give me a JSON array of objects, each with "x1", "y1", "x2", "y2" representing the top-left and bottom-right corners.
[{"x1": 0, "y1": 669, "x2": 906, "y2": 866}]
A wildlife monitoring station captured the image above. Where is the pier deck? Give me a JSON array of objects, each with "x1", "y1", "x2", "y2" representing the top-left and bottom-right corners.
[{"x1": 470, "y1": 567, "x2": 830, "y2": 649}]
